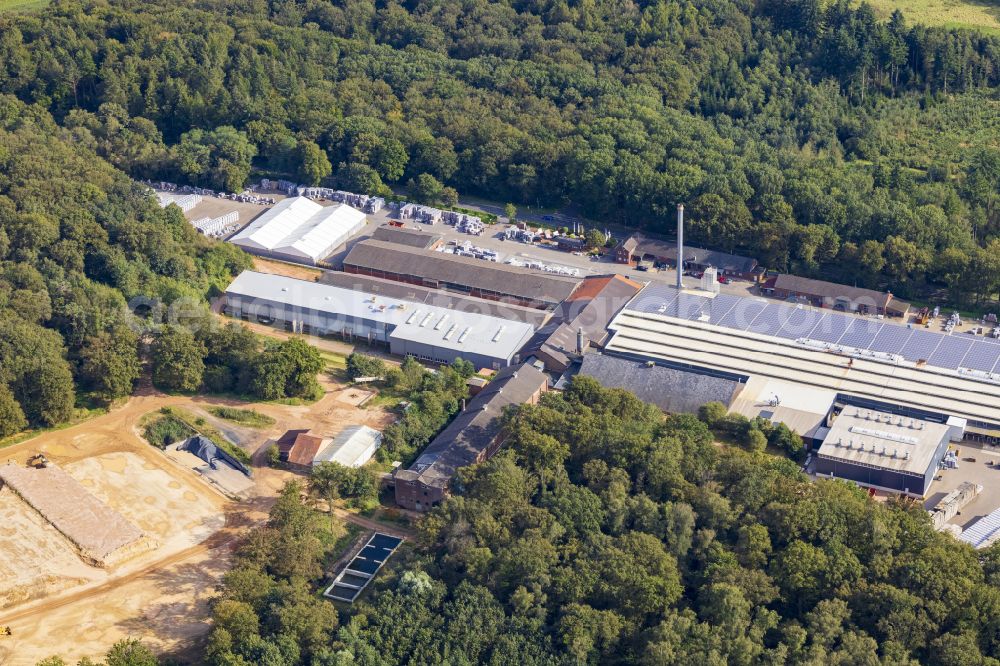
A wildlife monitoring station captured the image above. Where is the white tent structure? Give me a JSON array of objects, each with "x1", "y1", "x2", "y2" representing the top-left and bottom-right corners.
[
  {"x1": 229, "y1": 196, "x2": 367, "y2": 264},
  {"x1": 314, "y1": 425, "x2": 383, "y2": 468}
]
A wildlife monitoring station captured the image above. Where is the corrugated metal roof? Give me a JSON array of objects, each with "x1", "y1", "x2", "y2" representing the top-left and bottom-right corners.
[
  {"x1": 320, "y1": 272, "x2": 551, "y2": 328},
  {"x1": 604, "y1": 284, "x2": 1000, "y2": 430},
  {"x1": 287, "y1": 433, "x2": 329, "y2": 467},
  {"x1": 315, "y1": 425, "x2": 382, "y2": 468},
  {"x1": 396, "y1": 363, "x2": 549, "y2": 488},
  {"x1": 342, "y1": 239, "x2": 581, "y2": 305},
  {"x1": 579, "y1": 354, "x2": 745, "y2": 414},
  {"x1": 960, "y1": 507, "x2": 1000, "y2": 548}
]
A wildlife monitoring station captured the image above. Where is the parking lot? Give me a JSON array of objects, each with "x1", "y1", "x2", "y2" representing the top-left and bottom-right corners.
[
  {"x1": 924, "y1": 441, "x2": 1000, "y2": 530},
  {"x1": 318, "y1": 206, "x2": 761, "y2": 297}
]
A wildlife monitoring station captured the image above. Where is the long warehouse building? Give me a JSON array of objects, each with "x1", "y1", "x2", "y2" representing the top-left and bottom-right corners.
[
  {"x1": 342, "y1": 239, "x2": 581, "y2": 309},
  {"x1": 224, "y1": 271, "x2": 535, "y2": 370},
  {"x1": 604, "y1": 284, "x2": 1000, "y2": 442},
  {"x1": 229, "y1": 196, "x2": 367, "y2": 265}
]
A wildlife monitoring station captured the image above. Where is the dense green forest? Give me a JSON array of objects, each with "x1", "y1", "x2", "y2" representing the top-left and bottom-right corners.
[
  {"x1": 31, "y1": 379, "x2": 1000, "y2": 663},
  {"x1": 192, "y1": 378, "x2": 1000, "y2": 664},
  {"x1": 0, "y1": 94, "x2": 250, "y2": 437},
  {"x1": 3, "y1": 0, "x2": 1000, "y2": 305}
]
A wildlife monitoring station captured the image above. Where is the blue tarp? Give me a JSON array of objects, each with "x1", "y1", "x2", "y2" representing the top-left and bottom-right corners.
[{"x1": 182, "y1": 435, "x2": 252, "y2": 477}]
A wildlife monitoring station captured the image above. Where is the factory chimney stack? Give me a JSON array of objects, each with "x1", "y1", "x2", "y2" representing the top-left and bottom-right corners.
[{"x1": 676, "y1": 204, "x2": 684, "y2": 290}]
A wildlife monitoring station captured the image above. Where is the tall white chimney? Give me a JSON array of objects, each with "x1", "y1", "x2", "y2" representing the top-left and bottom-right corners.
[{"x1": 676, "y1": 204, "x2": 684, "y2": 290}]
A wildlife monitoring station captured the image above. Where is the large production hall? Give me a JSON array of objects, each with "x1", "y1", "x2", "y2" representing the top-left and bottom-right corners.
[
  {"x1": 605, "y1": 283, "x2": 1000, "y2": 435},
  {"x1": 602, "y1": 282, "x2": 1000, "y2": 495},
  {"x1": 225, "y1": 270, "x2": 535, "y2": 370}
]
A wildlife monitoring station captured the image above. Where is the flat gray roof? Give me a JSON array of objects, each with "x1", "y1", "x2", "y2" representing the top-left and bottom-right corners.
[
  {"x1": 225, "y1": 271, "x2": 534, "y2": 361},
  {"x1": 818, "y1": 408, "x2": 950, "y2": 475},
  {"x1": 579, "y1": 354, "x2": 745, "y2": 414},
  {"x1": 371, "y1": 224, "x2": 442, "y2": 249},
  {"x1": 320, "y1": 272, "x2": 552, "y2": 328}
]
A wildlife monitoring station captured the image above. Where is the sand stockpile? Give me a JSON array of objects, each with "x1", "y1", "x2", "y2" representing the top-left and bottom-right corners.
[{"x1": 0, "y1": 462, "x2": 149, "y2": 567}]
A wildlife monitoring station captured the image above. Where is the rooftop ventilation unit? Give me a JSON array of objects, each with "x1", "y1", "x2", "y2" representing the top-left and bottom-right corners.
[{"x1": 849, "y1": 426, "x2": 919, "y2": 445}]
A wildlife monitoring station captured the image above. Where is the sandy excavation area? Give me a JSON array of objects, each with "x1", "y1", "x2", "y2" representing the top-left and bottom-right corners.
[
  {"x1": 0, "y1": 366, "x2": 395, "y2": 663},
  {"x1": 66, "y1": 451, "x2": 226, "y2": 553},
  {"x1": 0, "y1": 449, "x2": 226, "y2": 614},
  {"x1": 0, "y1": 487, "x2": 101, "y2": 609}
]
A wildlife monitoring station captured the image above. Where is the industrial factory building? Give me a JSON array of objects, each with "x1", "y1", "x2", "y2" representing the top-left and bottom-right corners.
[
  {"x1": 224, "y1": 271, "x2": 535, "y2": 370},
  {"x1": 603, "y1": 283, "x2": 1000, "y2": 442},
  {"x1": 319, "y1": 272, "x2": 551, "y2": 329},
  {"x1": 394, "y1": 363, "x2": 549, "y2": 511},
  {"x1": 342, "y1": 239, "x2": 581, "y2": 309},
  {"x1": 229, "y1": 196, "x2": 367, "y2": 265},
  {"x1": 615, "y1": 234, "x2": 760, "y2": 280},
  {"x1": 525, "y1": 274, "x2": 644, "y2": 372},
  {"x1": 815, "y1": 408, "x2": 953, "y2": 497},
  {"x1": 578, "y1": 354, "x2": 747, "y2": 415},
  {"x1": 763, "y1": 274, "x2": 908, "y2": 318}
]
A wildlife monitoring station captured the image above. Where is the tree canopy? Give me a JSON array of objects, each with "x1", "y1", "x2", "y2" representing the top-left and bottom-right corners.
[
  {"x1": 3, "y1": 0, "x2": 1000, "y2": 306},
  {"x1": 0, "y1": 95, "x2": 250, "y2": 434}
]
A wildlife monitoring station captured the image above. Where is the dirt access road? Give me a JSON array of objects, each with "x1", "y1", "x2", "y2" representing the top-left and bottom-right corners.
[
  {"x1": 0, "y1": 392, "x2": 242, "y2": 665},
  {"x1": 0, "y1": 505, "x2": 260, "y2": 665},
  {"x1": 0, "y1": 370, "x2": 401, "y2": 664}
]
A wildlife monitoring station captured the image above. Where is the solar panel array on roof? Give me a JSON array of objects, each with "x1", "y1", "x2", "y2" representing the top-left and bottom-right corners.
[
  {"x1": 901, "y1": 330, "x2": 942, "y2": 361},
  {"x1": 775, "y1": 307, "x2": 822, "y2": 341},
  {"x1": 623, "y1": 284, "x2": 1000, "y2": 375}
]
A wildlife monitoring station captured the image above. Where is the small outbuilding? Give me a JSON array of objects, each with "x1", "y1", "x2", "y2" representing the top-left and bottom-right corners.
[
  {"x1": 286, "y1": 432, "x2": 331, "y2": 473},
  {"x1": 314, "y1": 426, "x2": 383, "y2": 468}
]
